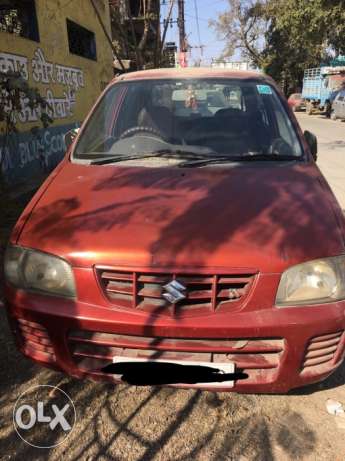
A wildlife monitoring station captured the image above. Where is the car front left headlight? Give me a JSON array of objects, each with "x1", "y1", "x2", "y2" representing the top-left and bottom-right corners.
[
  {"x1": 4, "y1": 245, "x2": 76, "y2": 297},
  {"x1": 276, "y1": 255, "x2": 345, "y2": 306}
]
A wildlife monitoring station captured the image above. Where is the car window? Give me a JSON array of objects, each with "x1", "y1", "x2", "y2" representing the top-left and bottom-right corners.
[
  {"x1": 73, "y1": 78, "x2": 303, "y2": 161},
  {"x1": 75, "y1": 85, "x2": 125, "y2": 154},
  {"x1": 335, "y1": 90, "x2": 345, "y2": 100}
]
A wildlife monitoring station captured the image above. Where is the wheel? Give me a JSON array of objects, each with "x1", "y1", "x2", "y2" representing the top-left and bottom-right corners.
[
  {"x1": 306, "y1": 102, "x2": 313, "y2": 115},
  {"x1": 330, "y1": 111, "x2": 337, "y2": 121},
  {"x1": 324, "y1": 102, "x2": 332, "y2": 118}
]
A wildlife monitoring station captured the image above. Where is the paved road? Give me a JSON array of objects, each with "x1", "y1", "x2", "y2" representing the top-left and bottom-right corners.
[
  {"x1": 296, "y1": 113, "x2": 345, "y2": 209},
  {"x1": 1, "y1": 114, "x2": 345, "y2": 461}
]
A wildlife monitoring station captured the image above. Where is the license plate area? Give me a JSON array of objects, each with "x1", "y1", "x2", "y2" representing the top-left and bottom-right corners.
[{"x1": 106, "y1": 356, "x2": 235, "y2": 387}]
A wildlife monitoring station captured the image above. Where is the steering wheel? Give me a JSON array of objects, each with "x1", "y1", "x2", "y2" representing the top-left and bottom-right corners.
[{"x1": 119, "y1": 125, "x2": 164, "y2": 140}]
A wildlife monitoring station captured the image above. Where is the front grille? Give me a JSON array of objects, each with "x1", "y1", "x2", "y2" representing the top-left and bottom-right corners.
[
  {"x1": 98, "y1": 270, "x2": 257, "y2": 316},
  {"x1": 16, "y1": 318, "x2": 56, "y2": 362},
  {"x1": 301, "y1": 331, "x2": 343, "y2": 371},
  {"x1": 68, "y1": 330, "x2": 284, "y2": 383}
]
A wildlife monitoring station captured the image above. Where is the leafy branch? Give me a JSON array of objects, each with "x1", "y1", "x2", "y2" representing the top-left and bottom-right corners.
[
  {"x1": 0, "y1": 69, "x2": 53, "y2": 182},
  {"x1": 210, "y1": 0, "x2": 345, "y2": 95}
]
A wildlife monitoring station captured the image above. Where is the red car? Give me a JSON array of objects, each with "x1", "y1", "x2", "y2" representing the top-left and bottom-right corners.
[
  {"x1": 288, "y1": 93, "x2": 306, "y2": 112},
  {"x1": 4, "y1": 69, "x2": 345, "y2": 393}
]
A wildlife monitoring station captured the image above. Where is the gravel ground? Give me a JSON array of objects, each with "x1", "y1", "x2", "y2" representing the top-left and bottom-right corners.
[{"x1": 1, "y1": 114, "x2": 345, "y2": 460}]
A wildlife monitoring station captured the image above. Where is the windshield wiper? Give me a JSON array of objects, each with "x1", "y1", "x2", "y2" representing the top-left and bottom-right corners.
[
  {"x1": 87, "y1": 148, "x2": 223, "y2": 165},
  {"x1": 85, "y1": 150, "x2": 299, "y2": 167},
  {"x1": 179, "y1": 153, "x2": 300, "y2": 168},
  {"x1": 89, "y1": 152, "x2": 162, "y2": 165},
  {"x1": 151, "y1": 148, "x2": 220, "y2": 158}
]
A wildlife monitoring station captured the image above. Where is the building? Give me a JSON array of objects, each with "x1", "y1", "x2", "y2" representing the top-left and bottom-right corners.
[
  {"x1": 211, "y1": 59, "x2": 259, "y2": 72},
  {"x1": 163, "y1": 42, "x2": 177, "y2": 68},
  {"x1": 0, "y1": 0, "x2": 114, "y2": 184}
]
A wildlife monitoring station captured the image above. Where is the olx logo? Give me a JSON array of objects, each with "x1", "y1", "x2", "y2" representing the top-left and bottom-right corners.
[
  {"x1": 15, "y1": 401, "x2": 71, "y2": 430},
  {"x1": 13, "y1": 385, "x2": 76, "y2": 448}
]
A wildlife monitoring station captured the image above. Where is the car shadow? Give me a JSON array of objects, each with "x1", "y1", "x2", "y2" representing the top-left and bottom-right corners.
[{"x1": 0, "y1": 366, "x2": 318, "y2": 461}]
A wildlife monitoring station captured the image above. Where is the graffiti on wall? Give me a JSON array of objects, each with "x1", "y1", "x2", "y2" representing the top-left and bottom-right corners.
[
  {"x1": 0, "y1": 122, "x2": 78, "y2": 183},
  {"x1": 0, "y1": 48, "x2": 85, "y2": 123}
]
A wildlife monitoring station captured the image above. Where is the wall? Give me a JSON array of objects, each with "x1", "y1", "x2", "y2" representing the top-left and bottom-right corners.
[{"x1": 0, "y1": 0, "x2": 114, "y2": 184}]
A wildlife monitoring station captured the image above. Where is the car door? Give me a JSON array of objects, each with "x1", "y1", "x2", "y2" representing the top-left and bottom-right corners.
[
  {"x1": 333, "y1": 92, "x2": 342, "y2": 118},
  {"x1": 340, "y1": 91, "x2": 345, "y2": 119}
]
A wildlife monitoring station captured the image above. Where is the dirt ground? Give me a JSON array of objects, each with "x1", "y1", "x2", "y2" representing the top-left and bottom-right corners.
[{"x1": 1, "y1": 114, "x2": 345, "y2": 460}]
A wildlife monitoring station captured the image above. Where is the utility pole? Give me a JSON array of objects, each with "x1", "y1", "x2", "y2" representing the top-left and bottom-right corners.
[
  {"x1": 177, "y1": 0, "x2": 186, "y2": 52},
  {"x1": 160, "y1": 0, "x2": 175, "y2": 60},
  {"x1": 177, "y1": 0, "x2": 187, "y2": 66}
]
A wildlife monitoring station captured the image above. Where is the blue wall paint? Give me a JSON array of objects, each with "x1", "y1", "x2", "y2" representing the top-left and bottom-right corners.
[{"x1": 0, "y1": 123, "x2": 79, "y2": 184}]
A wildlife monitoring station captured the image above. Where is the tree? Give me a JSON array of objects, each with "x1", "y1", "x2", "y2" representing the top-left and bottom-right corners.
[
  {"x1": 320, "y1": 0, "x2": 345, "y2": 57},
  {"x1": 110, "y1": 0, "x2": 160, "y2": 71},
  {"x1": 209, "y1": 0, "x2": 268, "y2": 67},
  {"x1": 261, "y1": 0, "x2": 328, "y2": 94},
  {"x1": 211, "y1": 0, "x2": 345, "y2": 94}
]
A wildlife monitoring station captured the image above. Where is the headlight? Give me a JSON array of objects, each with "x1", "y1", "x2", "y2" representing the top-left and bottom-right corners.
[
  {"x1": 276, "y1": 256, "x2": 345, "y2": 306},
  {"x1": 4, "y1": 245, "x2": 76, "y2": 297}
]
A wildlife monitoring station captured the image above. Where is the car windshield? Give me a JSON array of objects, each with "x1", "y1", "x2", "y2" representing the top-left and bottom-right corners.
[{"x1": 72, "y1": 78, "x2": 303, "y2": 164}]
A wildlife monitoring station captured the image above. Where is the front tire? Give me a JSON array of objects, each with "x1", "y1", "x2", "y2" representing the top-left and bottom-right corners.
[{"x1": 324, "y1": 101, "x2": 332, "y2": 118}]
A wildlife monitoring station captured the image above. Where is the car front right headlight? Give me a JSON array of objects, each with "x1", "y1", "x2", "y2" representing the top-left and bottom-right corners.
[
  {"x1": 276, "y1": 255, "x2": 345, "y2": 306},
  {"x1": 4, "y1": 245, "x2": 76, "y2": 298}
]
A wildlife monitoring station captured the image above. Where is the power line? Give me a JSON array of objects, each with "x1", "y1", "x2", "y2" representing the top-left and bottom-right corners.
[
  {"x1": 185, "y1": 0, "x2": 225, "y2": 7},
  {"x1": 193, "y1": 0, "x2": 202, "y2": 52},
  {"x1": 185, "y1": 12, "x2": 209, "y2": 23}
]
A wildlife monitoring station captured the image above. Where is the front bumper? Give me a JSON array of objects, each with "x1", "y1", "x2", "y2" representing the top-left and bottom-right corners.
[{"x1": 4, "y1": 284, "x2": 345, "y2": 393}]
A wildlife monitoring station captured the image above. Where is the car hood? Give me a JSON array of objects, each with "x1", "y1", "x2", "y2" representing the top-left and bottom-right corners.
[{"x1": 19, "y1": 161, "x2": 345, "y2": 273}]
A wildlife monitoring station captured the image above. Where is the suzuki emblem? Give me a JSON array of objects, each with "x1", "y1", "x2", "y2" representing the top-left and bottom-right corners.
[{"x1": 162, "y1": 280, "x2": 187, "y2": 304}]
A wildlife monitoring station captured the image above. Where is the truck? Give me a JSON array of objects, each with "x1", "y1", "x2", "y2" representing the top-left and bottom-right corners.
[{"x1": 301, "y1": 66, "x2": 345, "y2": 116}]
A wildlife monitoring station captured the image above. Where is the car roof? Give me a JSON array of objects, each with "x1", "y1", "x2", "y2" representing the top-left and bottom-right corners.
[{"x1": 115, "y1": 67, "x2": 269, "y2": 83}]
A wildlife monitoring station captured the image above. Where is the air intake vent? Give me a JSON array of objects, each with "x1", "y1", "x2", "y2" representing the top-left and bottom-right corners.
[
  {"x1": 16, "y1": 318, "x2": 56, "y2": 362},
  {"x1": 68, "y1": 330, "x2": 284, "y2": 377},
  {"x1": 302, "y1": 331, "x2": 343, "y2": 371}
]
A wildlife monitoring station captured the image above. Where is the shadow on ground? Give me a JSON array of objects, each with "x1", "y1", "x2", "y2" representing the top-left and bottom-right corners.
[{"x1": 0, "y1": 344, "x2": 318, "y2": 461}]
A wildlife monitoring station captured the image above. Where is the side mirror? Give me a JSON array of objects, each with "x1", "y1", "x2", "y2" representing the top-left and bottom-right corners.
[
  {"x1": 64, "y1": 128, "x2": 79, "y2": 150},
  {"x1": 304, "y1": 130, "x2": 317, "y2": 161}
]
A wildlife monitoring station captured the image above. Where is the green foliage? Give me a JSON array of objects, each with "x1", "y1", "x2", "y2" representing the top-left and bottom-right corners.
[
  {"x1": 0, "y1": 69, "x2": 53, "y2": 134},
  {"x1": 211, "y1": 0, "x2": 345, "y2": 94},
  {"x1": 209, "y1": 1, "x2": 268, "y2": 65},
  {"x1": 110, "y1": 0, "x2": 159, "y2": 70},
  {"x1": 0, "y1": 70, "x2": 53, "y2": 183}
]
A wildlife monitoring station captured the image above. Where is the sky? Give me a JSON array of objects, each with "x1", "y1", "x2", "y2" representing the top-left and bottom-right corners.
[{"x1": 160, "y1": 0, "x2": 240, "y2": 66}]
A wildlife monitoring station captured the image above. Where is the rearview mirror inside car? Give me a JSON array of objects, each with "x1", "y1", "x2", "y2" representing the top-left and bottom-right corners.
[
  {"x1": 304, "y1": 130, "x2": 318, "y2": 161},
  {"x1": 64, "y1": 128, "x2": 79, "y2": 150}
]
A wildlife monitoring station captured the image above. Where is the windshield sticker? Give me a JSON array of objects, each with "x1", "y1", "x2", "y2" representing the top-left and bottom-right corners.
[{"x1": 257, "y1": 84, "x2": 273, "y2": 95}]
